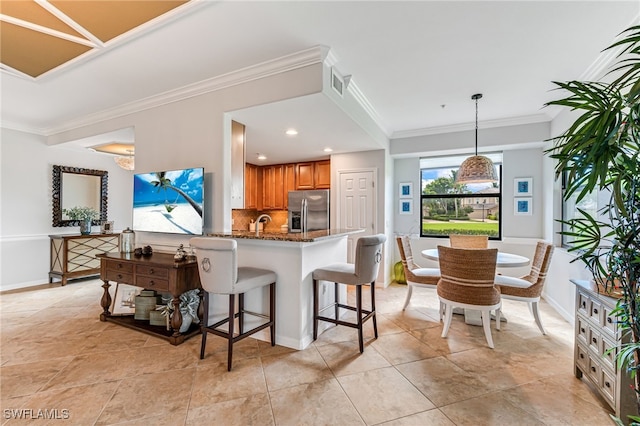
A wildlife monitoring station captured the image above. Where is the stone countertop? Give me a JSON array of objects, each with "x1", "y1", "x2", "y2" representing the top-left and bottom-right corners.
[{"x1": 207, "y1": 228, "x2": 364, "y2": 242}]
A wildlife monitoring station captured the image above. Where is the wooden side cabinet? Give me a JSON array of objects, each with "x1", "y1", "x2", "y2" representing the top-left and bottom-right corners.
[
  {"x1": 49, "y1": 233, "x2": 120, "y2": 285},
  {"x1": 572, "y1": 279, "x2": 636, "y2": 422}
]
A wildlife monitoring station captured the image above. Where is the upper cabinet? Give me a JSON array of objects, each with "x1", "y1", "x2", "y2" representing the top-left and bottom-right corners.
[
  {"x1": 296, "y1": 160, "x2": 331, "y2": 190},
  {"x1": 245, "y1": 159, "x2": 330, "y2": 210},
  {"x1": 230, "y1": 120, "x2": 246, "y2": 209}
]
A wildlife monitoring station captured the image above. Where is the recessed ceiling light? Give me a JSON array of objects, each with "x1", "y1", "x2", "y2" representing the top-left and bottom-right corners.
[
  {"x1": 257, "y1": 154, "x2": 267, "y2": 161},
  {"x1": 285, "y1": 129, "x2": 298, "y2": 136},
  {"x1": 323, "y1": 147, "x2": 333, "y2": 152}
]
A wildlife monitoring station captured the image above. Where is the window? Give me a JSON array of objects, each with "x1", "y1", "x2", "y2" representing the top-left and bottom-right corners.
[
  {"x1": 561, "y1": 171, "x2": 603, "y2": 247},
  {"x1": 420, "y1": 153, "x2": 502, "y2": 238}
]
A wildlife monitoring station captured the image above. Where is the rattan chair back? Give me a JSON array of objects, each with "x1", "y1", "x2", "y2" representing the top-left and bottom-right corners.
[
  {"x1": 437, "y1": 246, "x2": 500, "y2": 306},
  {"x1": 500, "y1": 242, "x2": 554, "y2": 298},
  {"x1": 396, "y1": 236, "x2": 439, "y2": 285},
  {"x1": 448, "y1": 234, "x2": 489, "y2": 249}
]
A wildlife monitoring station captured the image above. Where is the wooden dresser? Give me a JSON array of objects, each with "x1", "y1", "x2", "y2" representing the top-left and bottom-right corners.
[
  {"x1": 572, "y1": 279, "x2": 635, "y2": 421},
  {"x1": 97, "y1": 252, "x2": 201, "y2": 345},
  {"x1": 49, "y1": 233, "x2": 120, "y2": 285}
]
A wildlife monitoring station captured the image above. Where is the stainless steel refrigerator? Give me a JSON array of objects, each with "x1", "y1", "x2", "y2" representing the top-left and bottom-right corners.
[{"x1": 288, "y1": 189, "x2": 329, "y2": 233}]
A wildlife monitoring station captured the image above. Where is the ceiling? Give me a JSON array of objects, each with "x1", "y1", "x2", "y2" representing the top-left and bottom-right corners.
[{"x1": 2, "y1": 1, "x2": 639, "y2": 165}]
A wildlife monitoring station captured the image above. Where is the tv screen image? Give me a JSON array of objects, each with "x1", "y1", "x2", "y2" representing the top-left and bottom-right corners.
[{"x1": 132, "y1": 167, "x2": 204, "y2": 235}]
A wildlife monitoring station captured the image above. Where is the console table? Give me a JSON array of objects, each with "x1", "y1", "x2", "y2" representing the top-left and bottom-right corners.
[
  {"x1": 97, "y1": 252, "x2": 202, "y2": 345},
  {"x1": 49, "y1": 233, "x2": 120, "y2": 285}
]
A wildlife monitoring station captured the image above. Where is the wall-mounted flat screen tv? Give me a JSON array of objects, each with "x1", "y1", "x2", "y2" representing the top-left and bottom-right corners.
[{"x1": 132, "y1": 167, "x2": 204, "y2": 235}]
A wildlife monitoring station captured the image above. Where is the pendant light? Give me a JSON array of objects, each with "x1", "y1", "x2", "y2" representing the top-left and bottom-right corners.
[{"x1": 455, "y1": 94, "x2": 498, "y2": 184}]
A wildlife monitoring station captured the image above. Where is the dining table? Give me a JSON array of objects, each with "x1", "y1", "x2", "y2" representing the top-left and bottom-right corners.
[{"x1": 421, "y1": 247, "x2": 531, "y2": 325}]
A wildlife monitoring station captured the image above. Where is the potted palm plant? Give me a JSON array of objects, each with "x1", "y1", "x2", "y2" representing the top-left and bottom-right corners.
[{"x1": 546, "y1": 25, "x2": 640, "y2": 423}]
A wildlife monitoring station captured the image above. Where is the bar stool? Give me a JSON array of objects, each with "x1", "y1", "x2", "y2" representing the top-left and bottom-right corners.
[
  {"x1": 190, "y1": 237, "x2": 276, "y2": 371},
  {"x1": 312, "y1": 234, "x2": 386, "y2": 353}
]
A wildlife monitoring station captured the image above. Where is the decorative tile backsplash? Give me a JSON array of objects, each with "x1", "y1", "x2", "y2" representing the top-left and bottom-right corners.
[{"x1": 232, "y1": 209, "x2": 288, "y2": 232}]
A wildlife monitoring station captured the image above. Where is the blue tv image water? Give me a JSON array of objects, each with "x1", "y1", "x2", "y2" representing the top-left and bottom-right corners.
[{"x1": 132, "y1": 168, "x2": 204, "y2": 235}]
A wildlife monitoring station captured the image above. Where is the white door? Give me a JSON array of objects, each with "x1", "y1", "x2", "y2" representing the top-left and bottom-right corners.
[{"x1": 338, "y1": 169, "x2": 376, "y2": 263}]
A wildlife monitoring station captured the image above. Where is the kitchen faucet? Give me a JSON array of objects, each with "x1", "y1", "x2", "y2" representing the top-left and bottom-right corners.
[{"x1": 255, "y1": 214, "x2": 272, "y2": 236}]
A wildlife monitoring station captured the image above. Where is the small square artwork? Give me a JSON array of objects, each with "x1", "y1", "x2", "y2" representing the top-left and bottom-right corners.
[
  {"x1": 101, "y1": 221, "x2": 114, "y2": 234},
  {"x1": 399, "y1": 182, "x2": 413, "y2": 198},
  {"x1": 514, "y1": 198, "x2": 532, "y2": 215},
  {"x1": 514, "y1": 177, "x2": 532, "y2": 196},
  {"x1": 399, "y1": 199, "x2": 413, "y2": 215}
]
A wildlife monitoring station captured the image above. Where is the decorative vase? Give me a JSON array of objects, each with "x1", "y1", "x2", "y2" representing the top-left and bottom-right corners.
[
  {"x1": 79, "y1": 218, "x2": 92, "y2": 235},
  {"x1": 179, "y1": 313, "x2": 193, "y2": 333}
]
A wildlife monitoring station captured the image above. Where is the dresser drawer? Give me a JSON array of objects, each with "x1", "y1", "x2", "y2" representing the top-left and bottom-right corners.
[
  {"x1": 136, "y1": 275, "x2": 169, "y2": 291},
  {"x1": 588, "y1": 326, "x2": 601, "y2": 354},
  {"x1": 586, "y1": 354, "x2": 602, "y2": 386},
  {"x1": 576, "y1": 343, "x2": 589, "y2": 371},
  {"x1": 577, "y1": 291, "x2": 590, "y2": 316},
  {"x1": 576, "y1": 316, "x2": 589, "y2": 345},
  {"x1": 589, "y1": 299, "x2": 603, "y2": 323},
  {"x1": 106, "y1": 261, "x2": 134, "y2": 274},
  {"x1": 601, "y1": 368, "x2": 616, "y2": 406},
  {"x1": 136, "y1": 265, "x2": 169, "y2": 279},
  {"x1": 602, "y1": 304, "x2": 617, "y2": 336},
  {"x1": 105, "y1": 269, "x2": 133, "y2": 283},
  {"x1": 601, "y1": 337, "x2": 617, "y2": 372}
]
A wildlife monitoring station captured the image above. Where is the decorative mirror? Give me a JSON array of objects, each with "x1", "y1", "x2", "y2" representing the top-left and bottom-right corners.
[{"x1": 52, "y1": 165, "x2": 108, "y2": 227}]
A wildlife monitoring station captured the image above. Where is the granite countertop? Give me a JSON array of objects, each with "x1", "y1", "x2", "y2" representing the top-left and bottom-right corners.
[{"x1": 207, "y1": 228, "x2": 364, "y2": 242}]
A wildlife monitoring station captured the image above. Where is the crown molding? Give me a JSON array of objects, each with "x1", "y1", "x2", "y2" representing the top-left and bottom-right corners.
[
  {"x1": 45, "y1": 45, "x2": 330, "y2": 135},
  {"x1": 346, "y1": 80, "x2": 390, "y2": 136},
  {"x1": 390, "y1": 113, "x2": 551, "y2": 140}
]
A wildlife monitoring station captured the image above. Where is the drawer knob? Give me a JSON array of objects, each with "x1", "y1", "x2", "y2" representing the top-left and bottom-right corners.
[
  {"x1": 593, "y1": 309, "x2": 598, "y2": 315},
  {"x1": 150, "y1": 268, "x2": 155, "y2": 274},
  {"x1": 149, "y1": 280, "x2": 155, "y2": 286},
  {"x1": 605, "y1": 381, "x2": 611, "y2": 388},
  {"x1": 582, "y1": 301, "x2": 586, "y2": 308},
  {"x1": 117, "y1": 264, "x2": 122, "y2": 269},
  {"x1": 117, "y1": 274, "x2": 123, "y2": 279},
  {"x1": 592, "y1": 337, "x2": 597, "y2": 344},
  {"x1": 607, "y1": 318, "x2": 613, "y2": 324},
  {"x1": 581, "y1": 328, "x2": 586, "y2": 333},
  {"x1": 580, "y1": 354, "x2": 585, "y2": 359},
  {"x1": 591, "y1": 366, "x2": 596, "y2": 372}
]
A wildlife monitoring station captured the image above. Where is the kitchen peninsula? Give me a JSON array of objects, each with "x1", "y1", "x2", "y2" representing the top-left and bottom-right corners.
[{"x1": 205, "y1": 228, "x2": 363, "y2": 349}]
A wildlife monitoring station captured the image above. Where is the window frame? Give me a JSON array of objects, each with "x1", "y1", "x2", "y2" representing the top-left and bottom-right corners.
[{"x1": 419, "y1": 158, "x2": 503, "y2": 240}]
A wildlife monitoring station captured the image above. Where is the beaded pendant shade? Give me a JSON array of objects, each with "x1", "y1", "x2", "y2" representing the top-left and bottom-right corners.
[{"x1": 455, "y1": 94, "x2": 498, "y2": 184}]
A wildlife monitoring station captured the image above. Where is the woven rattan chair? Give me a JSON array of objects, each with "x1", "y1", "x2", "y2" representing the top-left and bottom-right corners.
[
  {"x1": 437, "y1": 246, "x2": 501, "y2": 348},
  {"x1": 495, "y1": 241, "x2": 554, "y2": 334},
  {"x1": 396, "y1": 236, "x2": 442, "y2": 318},
  {"x1": 313, "y1": 234, "x2": 386, "y2": 353},
  {"x1": 448, "y1": 234, "x2": 489, "y2": 249}
]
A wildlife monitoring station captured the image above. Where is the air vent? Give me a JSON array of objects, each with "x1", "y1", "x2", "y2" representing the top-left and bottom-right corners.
[{"x1": 331, "y1": 68, "x2": 344, "y2": 97}]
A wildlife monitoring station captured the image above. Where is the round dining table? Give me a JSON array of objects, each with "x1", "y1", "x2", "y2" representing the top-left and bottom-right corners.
[
  {"x1": 421, "y1": 247, "x2": 530, "y2": 326},
  {"x1": 421, "y1": 248, "x2": 530, "y2": 268}
]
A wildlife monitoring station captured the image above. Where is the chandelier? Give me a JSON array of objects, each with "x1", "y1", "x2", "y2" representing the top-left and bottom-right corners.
[{"x1": 114, "y1": 149, "x2": 134, "y2": 170}]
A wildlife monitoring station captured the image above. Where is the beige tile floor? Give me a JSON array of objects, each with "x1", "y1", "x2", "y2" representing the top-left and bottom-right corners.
[{"x1": 0, "y1": 279, "x2": 614, "y2": 425}]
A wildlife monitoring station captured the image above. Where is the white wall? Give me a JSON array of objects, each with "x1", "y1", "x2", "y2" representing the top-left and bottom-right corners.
[
  {"x1": 0, "y1": 128, "x2": 132, "y2": 290},
  {"x1": 1, "y1": 64, "x2": 324, "y2": 290},
  {"x1": 331, "y1": 149, "x2": 392, "y2": 286},
  {"x1": 389, "y1": 119, "x2": 591, "y2": 324}
]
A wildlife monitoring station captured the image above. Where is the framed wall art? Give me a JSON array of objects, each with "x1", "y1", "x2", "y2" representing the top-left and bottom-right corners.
[
  {"x1": 514, "y1": 177, "x2": 532, "y2": 196},
  {"x1": 111, "y1": 283, "x2": 144, "y2": 316},
  {"x1": 399, "y1": 182, "x2": 413, "y2": 198},
  {"x1": 399, "y1": 199, "x2": 413, "y2": 215},
  {"x1": 514, "y1": 197, "x2": 532, "y2": 216}
]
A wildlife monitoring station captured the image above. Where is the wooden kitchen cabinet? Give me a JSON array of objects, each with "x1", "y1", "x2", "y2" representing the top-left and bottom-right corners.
[
  {"x1": 314, "y1": 160, "x2": 331, "y2": 189},
  {"x1": 295, "y1": 162, "x2": 315, "y2": 190},
  {"x1": 284, "y1": 163, "x2": 296, "y2": 208},
  {"x1": 245, "y1": 163, "x2": 259, "y2": 209},
  {"x1": 262, "y1": 164, "x2": 285, "y2": 209}
]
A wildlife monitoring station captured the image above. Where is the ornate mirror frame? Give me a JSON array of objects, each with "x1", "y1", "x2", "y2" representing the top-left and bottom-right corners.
[{"x1": 52, "y1": 165, "x2": 109, "y2": 227}]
